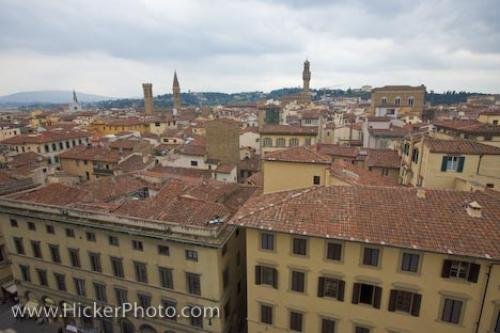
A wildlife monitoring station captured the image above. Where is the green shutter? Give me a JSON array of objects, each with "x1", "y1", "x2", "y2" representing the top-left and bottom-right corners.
[
  {"x1": 441, "y1": 156, "x2": 448, "y2": 172},
  {"x1": 457, "y1": 157, "x2": 465, "y2": 172}
]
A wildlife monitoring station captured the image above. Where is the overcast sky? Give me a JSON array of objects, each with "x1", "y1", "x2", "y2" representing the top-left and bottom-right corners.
[{"x1": 1, "y1": 0, "x2": 499, "y2": 97}]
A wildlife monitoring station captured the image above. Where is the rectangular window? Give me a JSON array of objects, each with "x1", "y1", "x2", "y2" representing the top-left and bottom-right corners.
[
  {"x1": 401, "y1": 253, "x2": 420, "y2": 273},
  {"x1": 291, "y1": 271, "x2": 305, "y2": 293},
  {"x1": 86, "y1": 232, "x2": 96, "y2": 242},
  {"x1": 362, "y1": 247, "x2": 380, "y2": 266},
  {"x1": 94, "y1": 283, "x2": 107, "y2": 302},
  {"x1": 185, "y1": 249, "x2": 198, "y2": 261},
  {"x1": 46, "y1": 225, "x2": 55, "y2": 234},
  {"x1": 68, "y1": 248, "x2": 80, "y2": 267},
  {"x1": 318, "y1": 277, "x2": 345, "y2": 301},
  {"x1": 260, "y1": 304, "x2": 273, "y2": 324},
  {"x1": 441, "y1": 156, "x2": 465, "y2": 172},
  {"x1": 186, "y1": 273, "x2": 201, "y2": 295},
  {"x1": 255, "y1": 265, "x2": 278, "y2": 288},
  {"x1": 352, "y1": 283, "x2": 382, "y2": 309},
  {"x1": 89, "y1": 252, "x2": 102, "y2": 272},
  {"x1": 313, "y1": 175, "x2": 321, "y2": 185},
  {"x1": 31, "y1": 241, "x2": 42, "y2": 258},
  {"x1": 74, "y1": 278, "x2": 86, "y2": 296},
  {"x1": 442, "y1": 260, "x2": 480, "y2": 283},
  {"x1": 10, "y1": 218, "x2": 18, "y2": 227},
  {"x1": 355, "y1": 327, "x2": 370, "y2": 333},
  {"x1": 290, "y1": 311, "x2": 303, "y2": 332},
  {"x1": 190, "y1": 160, "x2": 198, "y2": 167},
  {"x1": 292, "y1": 238, "x2": 307, "y2": 256},
  {"x1": 110, "y1": 257, "x2": 124, "y2": 278},
  {"x1": 158, "y1": 245, "x2": 170, "y2": 256},
  {"x1": 223, "y1": 268, "x2": 229, "y2": 289},
  {"x1": 108, "y1": 235, "x2": 119, "y2": 246},
  {"x1": 494, "y1": 311, "x2": 500, "y2": 333},
  {"x1": 162, "y1": 299, "x2": 177, "y2": 321},
  {"x1": 327, "y1": 243, "x2": 342, "y2": 261},
  {"x1": 13, "y1": 237, "x2": 25, "y2": 255},
  {"x1": 115, "y1": 288, "x2": 128, "y2": 305},
  {"x1": 49, "y1": 244, "x2": 61, "y2": 263},
  {"x1": 441, "y1": 298, "x2": 463, "y2": 324},
  {"x1": 132, "y1": 240, "x2": 143, "y2": 251},
  {"x1": 27, "y1": 222, "x2": 36, "y2": 231},
  {"x1": 134, "y1": 262, "x2": 148, "y2": 283},
  {"x1": 189, "y1": 305, "x2": 203, "y2": 327},
  {"x1": 37, "y1": 269, "x2": 48, "y2": 286},
  {"x1": 54, "y1": 273, "x2": 66, "y2": 291},
  {"x1": 321, "y1": 318, "x2": 336, "y2": 333},
  {"x1": 388, "y1": 290, "x2": 422, "y2": 316},
  {"x1": 159, "y1": 267, "x2": 174, "y2": 289},
  {"x1": 138, "y1": 294, "x2": 151, "y2": 308},
  {"x1": 260, "y1": 232, "x2": 274, "y2": 250},
  {"x1": 65, "y1": 228, "x2": 75, "y2": 238},
  {"x1": 20, "y1": 265, "x2": 30, "y2": 282}
]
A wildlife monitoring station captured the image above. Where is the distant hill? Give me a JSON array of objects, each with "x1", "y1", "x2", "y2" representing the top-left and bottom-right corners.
[{"x1": 0, "y1": 90, "x2": 115, "y2": 106}]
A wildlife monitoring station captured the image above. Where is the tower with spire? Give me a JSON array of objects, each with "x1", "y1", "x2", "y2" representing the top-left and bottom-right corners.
[
  {"x1": 69, "y1": 89, "x2": 82, "y2": 111},
  {"x1": 172, "y1": 71, "x2": 181, "y2": 111}
]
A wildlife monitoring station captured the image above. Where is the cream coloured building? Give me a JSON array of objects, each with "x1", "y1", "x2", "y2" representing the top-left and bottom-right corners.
[
  {"x1": 0, "y1": 176, "x2": 252, "y2": 333},
  {"x1": 400, "y1": 135, "x2": 500, "y2": 190},
  {"x1": 231, "y1": 186, "x2": 500, "y2": 333}
]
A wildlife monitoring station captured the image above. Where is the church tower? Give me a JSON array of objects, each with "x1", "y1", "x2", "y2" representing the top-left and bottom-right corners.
[
  {"x1": 172, "y1": 71, "x2": 181, "y2": 110},
  {"x1": 301, "y1": 60, "x2": 311, "y2": 104}
]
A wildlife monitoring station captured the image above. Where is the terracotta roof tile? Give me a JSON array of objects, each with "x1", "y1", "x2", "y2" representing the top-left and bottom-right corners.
[
  {"x1": 231, "y1": 186, "x2": 500, "y2": 260},
  {"x1": 424, "y1": 138, "x2": 500, "y2": 155},
  {"x1": 263, "y1": 146, "x2": 331, "y2": 164}
]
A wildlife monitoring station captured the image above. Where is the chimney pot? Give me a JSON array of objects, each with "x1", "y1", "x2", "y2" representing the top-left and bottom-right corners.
[{"x1": 466, "y1": 201, "x2": 482, "y2": 218}]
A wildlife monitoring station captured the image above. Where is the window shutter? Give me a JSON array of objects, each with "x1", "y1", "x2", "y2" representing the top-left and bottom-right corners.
[
  {"x1": 467, "y1": 263, "x2": 480, "y2": 283},
  {"x1": 337, "y1": 280, "x2": 345, "y2": 302},
  {"x1": 255, "y1": 266, "x2": 262, "y2": 285},
  {"x1": 457, "y1": 156, "x2": 465, "y2": 172},
  {"x1": 352, "y1": 283, "x2": 360, "y2": 304},
  {"x1": 388, "y1": 290, "x2": 397, "y2": 312},
  {"x1": 373, "y1": 286, "x2": 382, "y2": 309},
  {"x1": 317, "y1": 277, "x2": 325, "y2": 297},
  {"x1": 272, "y1": 268, "x2": 278, "y2": 289},
  {"x1": 441, "y1": 260, "x2": 452, "y2": 278},
  {"x1": 411, "y1": 293, "x2": 422, "y2": 317},
  {"x1": 441, "y1": 156, "x2": 448, "y2": 171}
]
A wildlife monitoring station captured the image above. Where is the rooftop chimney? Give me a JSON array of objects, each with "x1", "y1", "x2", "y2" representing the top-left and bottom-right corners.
[{"x1": 466, "y1": 201, "x2": 482, "y2": 218}]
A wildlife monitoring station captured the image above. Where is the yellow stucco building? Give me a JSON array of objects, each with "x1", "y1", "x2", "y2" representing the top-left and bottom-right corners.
[
  {"x1": 400, "y1": 136, "x2": 500, "y2": 190},
  {"x1": 260, "y1": 125, "x2": 318, "y2": 154},
  {"x1": 231, "y1": 186, "x2": 500, "y2": 333},
  {"x1": 0, "y1": 177, "x2": 249, "y2": 333}
]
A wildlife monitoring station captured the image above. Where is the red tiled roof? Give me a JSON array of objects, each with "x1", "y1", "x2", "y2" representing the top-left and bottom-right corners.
[
  {"x1": 316, "y1": 144, "x2": 359, "y2": 158},
  {"x1": 175, "y1": 143, "x2": 206, "y2": 156},
  {"x1": 424, "y1": 138, "x2": 500, "y2": 155},
  {"x1": 330, "y1": 160, "x2": 400, "y2": 187},
  {"x1": 364, "y1": 149, "x2": 401, "y2": 168},
  {"x1": 231, "y1": 186, "x2": 500, "y2": 259},
  {"x1": 59, "y1": 145, "x2": 123, "y2": 163},
  {"x1": 263, "y1": 146, "x2": 331, "y2": 164},
  {"x1": 1, "y1": 130, "x2": 89, "y2": 145}
]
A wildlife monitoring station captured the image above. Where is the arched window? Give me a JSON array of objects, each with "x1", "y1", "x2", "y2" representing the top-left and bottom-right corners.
[
  {"x1": 289, "y1": 138, "x2": 299, "y2": 146},
  {"x1": 394, "y1": 97, "x2": 401, "y2": 106},
  {"x1": 276, "y1": 138, "x2": 286, "y2": 147},
  {"x1": 408, "y1": 97, "x2": 415, "y2": 107},
  {"x1": 263, "y1": 137, "x2": 272, "y2": 147}
]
